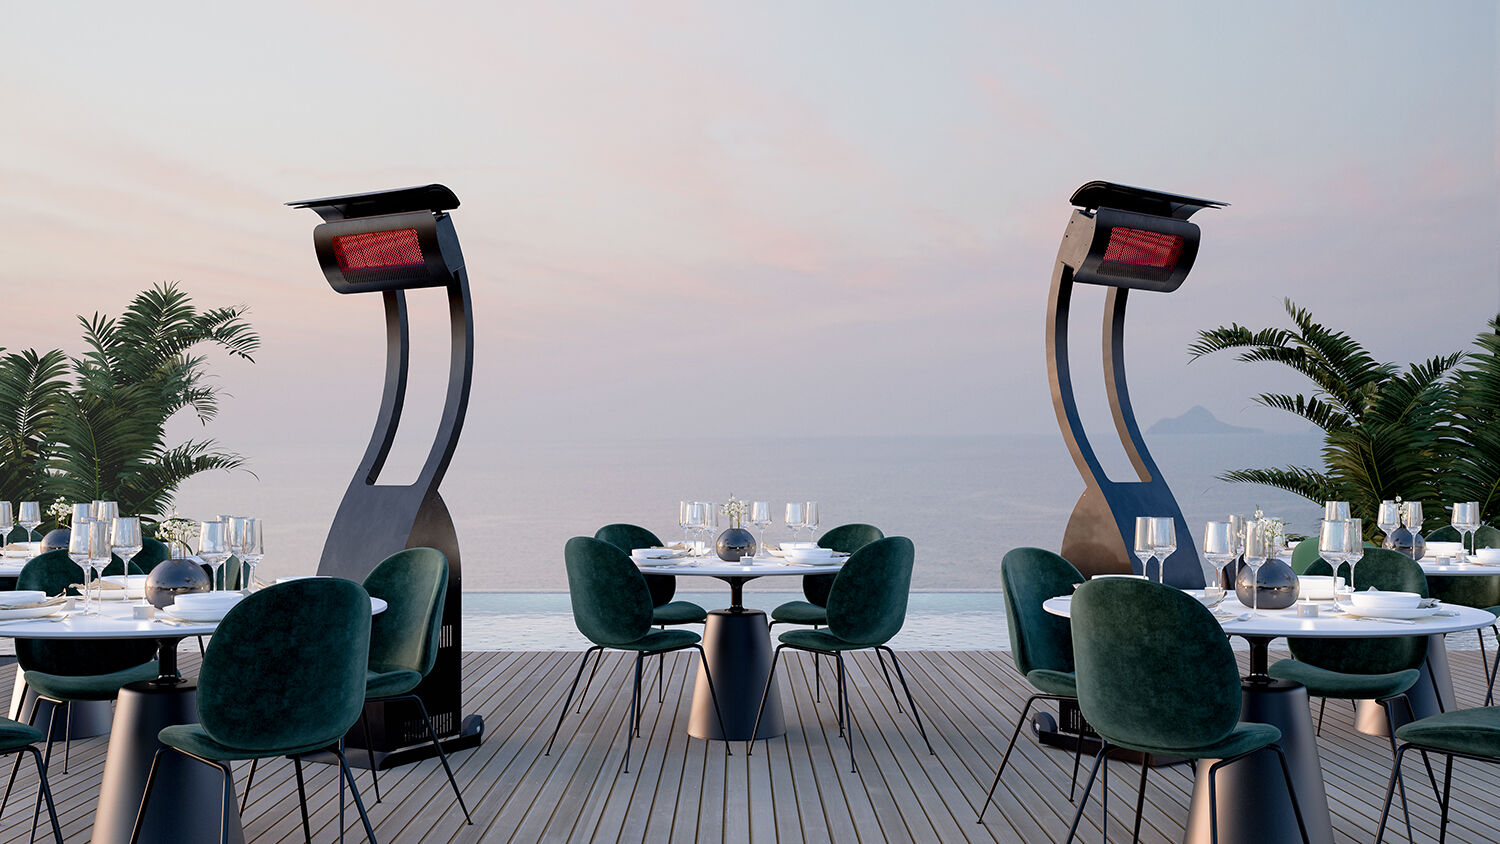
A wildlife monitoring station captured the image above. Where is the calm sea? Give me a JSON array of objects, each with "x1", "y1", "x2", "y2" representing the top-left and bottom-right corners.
[{"x1": 174, "y1": 431, "x2": 1327, "y2": 592}]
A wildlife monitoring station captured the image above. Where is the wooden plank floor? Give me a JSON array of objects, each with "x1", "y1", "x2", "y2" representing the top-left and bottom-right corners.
[{"x1": 0, "y1": 649, "x2": 1497, "y2": 842}]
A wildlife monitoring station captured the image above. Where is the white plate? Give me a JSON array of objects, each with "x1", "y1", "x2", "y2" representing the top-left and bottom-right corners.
[
  {"x1": 163, "y1": 606, "x2": 230, "y2": 623},
  {"x1": 0, "y1": 604, "x2": 64, "y2": 621},
  {"x1": 1343, "y1": 604, "x2": 1442, "y2": 620},
  {"x1": 633, "y1": 557, "x2": 687, "y2": 567}
]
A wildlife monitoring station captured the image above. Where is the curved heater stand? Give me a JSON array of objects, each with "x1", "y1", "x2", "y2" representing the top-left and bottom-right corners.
[{"x1": 289, "y1": 185, "x2": 484, "y2": 769}]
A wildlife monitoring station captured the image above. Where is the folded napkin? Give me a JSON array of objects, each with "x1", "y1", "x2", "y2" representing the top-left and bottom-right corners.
[
  {"x1": 73, "y1": 579, "x2": 125, "y2": 591},
  {"x1": 0, "y1": 595, "x2": 69, "y2": 611}
]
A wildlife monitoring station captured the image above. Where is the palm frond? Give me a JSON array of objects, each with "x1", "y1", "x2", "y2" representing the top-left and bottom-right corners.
[{"x1": 1217, "y1": 466, "x2": 1338, "y2": 504}]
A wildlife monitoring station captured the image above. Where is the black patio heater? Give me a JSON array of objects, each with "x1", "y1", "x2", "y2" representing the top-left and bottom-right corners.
[
  {"x1": 1047, "y1": 181, "x2": 1226, "y2": 587},
  {"x1": 288, "y1": 184, "x2": 483, "y2": 767}
]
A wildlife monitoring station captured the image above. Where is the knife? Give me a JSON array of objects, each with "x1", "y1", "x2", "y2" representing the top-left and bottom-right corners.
[{"x1": 1354, "y1": 616, "x2": 1418, "y2": 625}]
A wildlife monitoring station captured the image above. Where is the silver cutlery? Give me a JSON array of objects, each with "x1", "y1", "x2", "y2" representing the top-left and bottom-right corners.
[{"x1": 1354, "y1": 616, "x2": 1418, "y2": 625}]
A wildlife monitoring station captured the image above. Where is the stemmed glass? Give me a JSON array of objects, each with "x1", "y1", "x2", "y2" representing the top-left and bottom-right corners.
[
  {"x1": 679, "y1": 501, "x2": 694, "y2": 544},
  {"x1": 93, "y1": 501, "x2": 119, "y2": 523},
  {"x1": 1242, "y1": 522, "x2": 1270, "y2": 616},
  {"x1": 804, "y1": 502, "x2": 820, "y2": 543},
  {"x1": 18, "y1": 502, "x2": 40, "y2": 542},
  {"x1": 1133, "y1": 516, "x2": 1156, "y2": 579},
  {"x1": 70, "y1": 503, "x2": 92, "y2": 528},
  {"x1": 228, "y1": 516, "x2": 251, "y2": 589},
  {"x1": 1202, "y1": 521, "x2": 1235, "y2": 596},
  {"x1": 785, "y1": 503, "x2": 806, "y2": 546},
  {"x1": 1376, "y1": 501, "x2": 1402, "y2": 545},
  {"x1": 1324, "y1": 501, "x2": 1350, "y2": 522},
  {"x1": 69, "y1": 520, "x2": 95, "y2": 614},
  {"x1": 198, "y1": 521, "x2": 230, "y2": 591},
  {"x1": 239, "y1": 519, "x2": 263, "y2": 592},
  {"x1": 749, "y1": 502, "x2": 771, "y2": 551},
  {"x1": 1150, "y1": 517, "x2": 1176, "y2": 584},
  {"x1": 111, "y1": 517, "x2": 143, "y2": 603},
  {"x1": 682, "y1": 503, "x2": 705, "y2": 555},
  {"x1": 1319, "y1": 520, "x2": 1351, "y2": 602},
  {"x1": 1339, "y1": 519, "x2": 1365, "y2": 605},
  {"x1": 1452, "y1": 502, "x2": 1481, "y2": 557},
  {"x1": 0, "y1": 503, "x2": 12, "y2": 544},
  {"x1": 86, "y1": 519, "x2": 111, "y2": 613},
  {"x1": 699, "y1": 502, "x2": 718, "y2": 551}
]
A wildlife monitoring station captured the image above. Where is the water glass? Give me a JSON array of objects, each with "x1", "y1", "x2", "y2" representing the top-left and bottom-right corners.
[
  {"x1": 198, "y1": 521, "x2": 230, "y2": 591},
  {"x1": 240, "y1": 519, "x2": 263, "y2": 592},
  {"x1": 1403, "y1": 501, "x2": 1424, "y2": 531},
  {"x1": 682, "y1": 503, "x2": 705, "y2": 554},
  {"x1": 1149, "y1": 517, "x2": 1176, "y2": 584},
  {"x1": 1318, "y1": 520, "x2": 1350, "y2": 579},
  {"x1": 1227, "y1": 513, "x2": 1247, "y2": 557},
  {"x1": 699, "y1": 502, "x2": 718, "y2": 549},
  {"x1": 18, "y1": 502, "x2": 40, "y2": 541},
  {"x1": 1452, "y1": 502, "x2": 1481, "y2": 556},
  {"x1": 69, "y1": 520, "x2": 95, "y2": 614},
  {"x1": 1376, "y1": 500, "x2": 1401, "y2": 540},
  {"x1": 785, "y1": 503, "x2": 806, "y2": 545},
  {"x1": 1341, "y1": 519, "x2": 1365, "y2": 595},
  {"x1": 1202, "y1": 521, "x2": 1235, "y2": 593},
  {"x1": 70, "y1": 503, "x2": 92, "y2": 528},
  {"x1": 1243, "y1": 522, "x2": 1269, "y2": 616},
  {"x1": 679, "y1": 501, "x2": 693, "y2": 544},
  {"x1": 0, "y1": 502, "x2": 12, "y2": 540},
  {"x1": 1324, "y1": 501, "x2": 1350, "y2": 522},
  {"x1": 750, "y1": 501, "x2": 771, "y2": 548},
  {"x1": 92, "y1": 501, "x2": 119, "y2": 524},
  {"x1": 111, "y1": 517, "x2": 143, "y2": 601},
  {"x1": 87, "y1": 519, "x2": 111, "y2": 612},
  {"x1": 804, "y1": 502, "x2": 820, "y2": 541},
  {"x1": 1133, "y1": 516, "x2": 1155, "y2": 577}
]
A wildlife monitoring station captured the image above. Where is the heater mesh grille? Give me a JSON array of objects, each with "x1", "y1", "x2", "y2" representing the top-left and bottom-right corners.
[
  {"x1": 333, "y1": 229, "x2": 425, "y2": 273},
  {"x1": 1102, "y1": 227, "x2": 1183, "y2": 269}
]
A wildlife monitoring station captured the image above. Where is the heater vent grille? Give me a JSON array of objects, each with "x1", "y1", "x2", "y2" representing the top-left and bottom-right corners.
[
  {"x1": 1102, "y1": 227, "x2": 1183, "y2": 270},
  {"x1": 333, "y1": 229, "x2": 425, "y2": 275}
]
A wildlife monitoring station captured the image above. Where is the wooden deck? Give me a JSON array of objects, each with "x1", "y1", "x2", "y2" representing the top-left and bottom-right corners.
[{"x1": 1, "y1": 649, "x2": 1497, "y2": 843}]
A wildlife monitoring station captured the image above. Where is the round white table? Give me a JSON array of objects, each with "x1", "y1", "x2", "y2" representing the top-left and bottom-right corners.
[
  {"x1": 1043, "y1": 593, "x2": 1494, "y2": 844},
  {"x1": 636, "y1": 553, "x2": 844, "y2": 742},
  {"x1": 0, "y1": 594, "x2": 386, "y2": 844},
  {"x1": 1420, "y1": 559, "x2": 1500, "y2": 577}
]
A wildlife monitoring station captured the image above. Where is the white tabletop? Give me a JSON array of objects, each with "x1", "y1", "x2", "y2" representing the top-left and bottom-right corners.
[
  {"x1": 635, "y1": 554, "x2": 844, "y2": 578},
  {"x1": 1043, "y1": 594, "x2": 1494, "y2": 639},
  {"x1": 1419, "y1": 559, "x2": 1500, "y2": 577},
  {"x1": 0, "y1": 595, "x2": 388, "y2": 639}
]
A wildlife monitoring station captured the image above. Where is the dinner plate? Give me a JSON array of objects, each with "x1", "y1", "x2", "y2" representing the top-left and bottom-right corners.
[
  {"x1": 0, "y1": 604, "x2": 64, "y2": 621},
  {"x1": 163, "y1": 606, "x2": 231, "y2": 623},
  {"x1": 632, "y1": 557, "x2": 687, "y2": 567},
  {"x1": 1343, "y1": 604, "x2": 1442, "y2": 620}
]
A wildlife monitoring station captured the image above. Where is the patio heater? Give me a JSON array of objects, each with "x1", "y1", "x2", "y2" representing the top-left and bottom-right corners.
[
  {"x1": 1047, "y1": 180, "x2": 1226, "y2": 587},
  {"x1": 288, "y1": 184, "x2": 483, "y2": 767}
]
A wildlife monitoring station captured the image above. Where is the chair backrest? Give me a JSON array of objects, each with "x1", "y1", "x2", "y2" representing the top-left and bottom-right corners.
[
  {"x1": 1290, "y1": 539, "x2": 1322, "y2": 575},
  {"x1": 1293, "y1": 548, "x2": 1428, "y2": 674},
  {"x1": 1071, "y1": 578, "x2": 1242, "y2": 750},
  {"x1": 197, "y1": 578, "x2": 371, "y2": 753},
  {"x1": 1001, "y1": 547, "x2": 1084, "y2": 677},
  {"x1": 364, "y1": 547, "x2": 448, "y2": 677},
  {"x1": 16, "y1": 550, "x2": 158, "y2": 676},
  {"x1": 594, "y1": 524, "x2": 675, "y2": 607},
  {"x1": 565, "y1": 537, "x2": 654, "y2": 647},
  {"x1": 1428, "y1": 524, "x2": 1500, "y2": 548},
  {"x1": 825, "y1": 537, "x2": 915, "y2": 646},
  {"x1": 132, "y1": 538, "x2": 171, "y2": 573},
  {"x1": 804, "y1": 524, "x2": 885, "y2": 606},
  {"x1": 5, "y1": 526, "x2": 29, "y2": 544}
]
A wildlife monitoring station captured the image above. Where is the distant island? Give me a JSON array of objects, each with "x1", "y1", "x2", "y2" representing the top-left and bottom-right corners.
[{"x1": 1148, "y1": 405, "x2": 1261, "y2": 435}]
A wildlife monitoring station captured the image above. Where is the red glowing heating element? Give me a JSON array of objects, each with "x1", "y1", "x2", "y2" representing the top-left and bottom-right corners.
[
  {"x1": 1102, "y1": 227, "x2": 1184, "y2": 270},
  {"x1": 333, "y1": 229, "x2": 425, "y2": 273}
]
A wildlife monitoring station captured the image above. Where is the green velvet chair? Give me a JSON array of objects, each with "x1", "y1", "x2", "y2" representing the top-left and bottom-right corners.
[
  {"x1": 768, "y1": 524, "x2": 885, "y2": 704},
  {"x1": 1374, "y1": 706, "x2": 1500, "y2": 843},
  {"x1": 0, "y1": 718, "x2": 62, "y2": 843},
  {"x1": 357, "y1": 548, "x2": 470, "y2": 822},
  {"x1": 748, "y1": 536, "x2": 932, "y2": 773},
  {"x1": 546, "y1": 537, "x2": 731, "y2": 774},
  {"x1": 9, "y1": 551, "x2": 156, "y2": 776},
  {"x1": 1428, "y1": 523, "x2": 1500, "y2": 704},
  {"x1": 129, "y1": 578, "x2": 378, "y2": 844},
  {"x1": 978, "y1": 547, "x2": 1085, "y2": 822},
  {"x1": 1067, "y1": 578, "x2": 1308, "y2": 844},
  {"x1": 1275, "y1": 548, "x2": 1435, "y2": 836}
]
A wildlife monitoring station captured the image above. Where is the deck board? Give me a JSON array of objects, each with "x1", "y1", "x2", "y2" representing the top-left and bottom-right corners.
[{"x1": 1, "y1": 648, "x2": 1498, "y2": 842}]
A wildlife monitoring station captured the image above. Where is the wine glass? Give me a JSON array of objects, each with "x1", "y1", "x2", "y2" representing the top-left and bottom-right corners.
[
  {"x1": 86, "y1": 519, "x2": 111, "y2": 613},
  {"x1": 1150, "y1": 517, "x2": 1176, "y2": 584},
  {"x1": 699, "y1": 502, "x2": 718, "y2": 551},
  {"x1": 1403, "y1": 501, "x2": 1424, "y2": 533},
  {"x1": 228, "y1": 516, "x2": 253, "y2": 591},
  {"x1": 1242, "y1": 522, "x2": 1269, "y2": 617},
  {"x1": 111, "y1": 517, "x2": 143, "y2": 603},
  {"x1": 70, "y1": 503, "x2": 92, "y2": 528},
  {"x1": 93, "y1": 501, "x2": 119, "y2": 524},
  {"x1": 679, "y1": 501, "x2": 693, "y2": 544},
  {"x1": 1339, "y1": 519, "x2": 1365, "y2": 604},
  {"x1": 68, "y1": 520, "x2": 95, "y2": 614},
  {"x1": 1376, "y1": 501, "x2": 1401, "y2": 543},
  {"x1": 18, "y1": 502, "x2": 40, "y2": 542},
  {"x1": 750, "y1": 501, "x2": 771, "y2": 550},
  {"x1": 1133, "y1": 516, "x2": 1155, "y2": 579},
  {"x1": 198, "y1": 521, "x2": 230, "y2": 592},
  {"x1": 683, "y1": 503, "x2": 705, "y2": 555},
  {"x1": 804, "y1": 502, "x2": 820, "y2": 543},
  {"x1": 1324, "y1": 501, "x2": 1350, "y2": 522},
  {"x1": 0, "y1": 502, "x2": 12, "y2": 544},
  {"x1": 1318, "y1": 519, "x2": 1350, "y2": 577},
  {"x1": 239, "y1": 519, "x2": 262, "y2": 592},
  {"x1": 1453, "y1": 502, "x2": 1481, "y2": 557},
  {"x1": 1202, "y1": 521, "x2": 1235, "y2": 595},
  {"x1": 785, "y1": 503, "x2": 806, "y2": 547}
]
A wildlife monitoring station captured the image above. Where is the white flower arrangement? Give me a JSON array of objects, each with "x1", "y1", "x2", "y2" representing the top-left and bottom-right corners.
[
  {"x1": 721, "y1": 495, "x2": 747, "y2": 527},
  {"x1": 46, "y1": 501, "x2": 70, "y2": 527},
  {"x1": 155, "y1": 514, "x2": 199, "y2": 558},
  {"x1": 1252, "y1": 507, "x2": 1287, "y2": 548}
]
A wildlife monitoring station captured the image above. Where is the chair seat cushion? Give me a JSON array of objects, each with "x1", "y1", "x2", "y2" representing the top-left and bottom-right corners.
[
  {"x1": 771, "y1": 601, "x2": 828, "y2": 626},
  {"x1": 1026, "y1": 669, "x2": 1076, "y2": 698},
  {"x1": 653, "y1": 601, "x2": 708, "y2": 626},
  {"x1": 1395, "y1": 706, "x2": 1500, "y2": 758},
  {"x1": 158, "y1": 723, "x2": 335, "y2": 762},
  {"x1": 777, "y1": 628, "x2": 864, "y2": 652},
  {"x1": 615, "y1": 628, "x2": 700, "y2": 652},
  {"x1": 1268, "y1": 659, "x2": 1420, "y2": 701},
  {"x1": 25, "y1": 661, "x2": 158, "y2": 701},
  {"x1": 0, "y1": 718, "x2": 43, "y2": 750},
  {"x1": 366, "y1": 668, "x2": 423, "y2": 699},
  {"x1": 1107, "y1": 721, "x2": 1282, "y2": 761}
]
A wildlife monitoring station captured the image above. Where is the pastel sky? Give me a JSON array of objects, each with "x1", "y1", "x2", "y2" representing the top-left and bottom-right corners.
[{"x1": 2, "y1": 0, "x2": 1496, "y2": 469}]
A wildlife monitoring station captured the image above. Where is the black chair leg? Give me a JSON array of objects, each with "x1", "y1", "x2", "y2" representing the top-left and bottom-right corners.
[
  {"x1": 1486, "y1": 625, "x2": 1499, "y2": 707},
  {"x1": 0, "y1": 748, "x2": 23, "y2": 816},
  {"x1": 60, "y1": 702, "x2": 70, "y2": 776},
  {"x1": 689, "y1": 646, "x2": 732, "y2": 757},
  {"x1": 1069, "y1": 732, "x2": 1084, "y2": 802},
  {"x1": 1438, "y1": 752, "x2": 1454, "y2": 844},
  {"x1": 359, "y1": 707, "x2": 380, "y2": 803},
  {"x1": 1267, "y1": 744, "x2": 1311, "y2": 844},
  {"x1": 657, "y1": 651, "x2": 665, "y2": 705},
  {"x1": 547, "y1": 646, "x2": 601, "y2": 756},
  {"x1": 1379, "y1": 699, "x2": 1417, "y2": 841},
  {"x1": 837, "y1": 654, "x2": 856, "y2": 773},
  {"x1": 293, "y1": 757, "x2": 313, "y2": 844},
  {"x1": 336, "y1": 746, "x2": 379, "y2": 844},
  {"x1": 874, "y1": 647, "x2": 902, "y2": 713},
  {"x1": 1063, "y1": 746, "x2": 1109, "y2": 844},
  {"x1": 574, "y1": 647, "x2": 605, "y2": 714},
  {"x1": 978, "y1": 694, "x2": 1041, "y2": 822},
  {"x1": 747, "y1": 646, "x2": 785, "y2": 757},
  {"x1": 25, "y1": 748, "x2": 62, "y2": 844},
  {"x1": 242, "y1": 758, "x2": 259, "y2": 812},
  {"x1": 1315, "y1": 697, "x2": 1327, "y2": 737},
  {"x1": 620, "y1": 653, "x2": 643, "y2": 774},
  {"x1": 1375, "y1": 744, "x2": 1411, "y2": 843},
  {"x1": 127, "y1": 749, "x2": 167, "y2": 844},
  {"x1": 878, "y1": 647, "x2": 933, "y2": 755},
  {"x1": 1131, "y1": 755, "x2": 1150, "y2": 844},
  {"x1": 406, "y1": 694, "x2": 472, "y2": 824}
]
